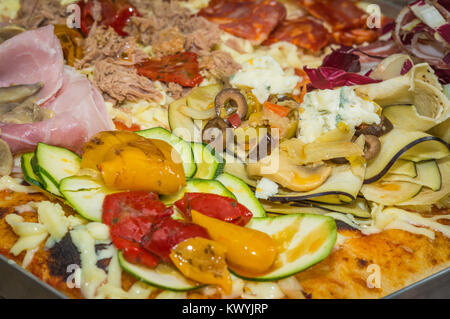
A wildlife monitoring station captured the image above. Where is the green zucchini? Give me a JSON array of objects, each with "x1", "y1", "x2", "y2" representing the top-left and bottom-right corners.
[
  {"x1": 118, "y1": 252, "x2": 202, "y2": 291},
  {"x1": 137, "y1": 127, "x2": 197, "y2": 178},
  {"x1": 161, "y1": 179, "x2": 236, "y2": 205},
  {"x1": 21, "y1": 153, "x2": 42, "y2": 188},
  {"x1": 33, "y1": 143, "x2": 81, "y2": 196},
  {"x1": 191, "y1": 142, "x2": 224, "y2": 179},
  {"x1": 232, "y1": 214, "x2": 336, "y2": 281},
  {"x1": 59, "y1": 176, "x2": 115, "y2": 222},
  {"x1": 215, "y1": 173, "x2": 266, "y2": 218}
]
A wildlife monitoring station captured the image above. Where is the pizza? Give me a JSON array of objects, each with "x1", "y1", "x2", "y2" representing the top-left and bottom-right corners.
[{"x1": 0, "y1": 0, "x2": 448, "y2": 299}]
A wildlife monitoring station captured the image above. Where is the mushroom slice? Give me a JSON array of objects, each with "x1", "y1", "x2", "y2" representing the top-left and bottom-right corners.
[
  {"x1": 355, "y1": 116, "x2": 393, "y2": 138},
  {"x1": 247, "y1": 151, "x2": 332, "y2": 192},
  {"x1": 0, "y1": 83, "x2": 43, "y2": 105},
  {"x1": 0, "y1": 138, "x2": 13, "y2": 176},
  {"x1": 215, "y1": 88, "x2": 248, "y2": 119},
  {"x1": 0, "y1": 25, "x2": 26, "y2": 44},
  {"x1": 0, "y1": 99, "x2": 53, "y2": 124}
]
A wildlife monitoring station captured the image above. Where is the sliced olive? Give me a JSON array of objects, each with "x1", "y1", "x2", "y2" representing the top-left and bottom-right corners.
[
  {"x1": 363, "y1": 135, "x2": 381, "y2": 161},
  {"x1": 0, "y1": 83, "x2": 43, "y2": 105},
  {"x1": 202, "y1": 117, "x2": 230, "y2": 151},
  {"x1": 215, "y1": 88, "x2": 248, "y2": 120}
]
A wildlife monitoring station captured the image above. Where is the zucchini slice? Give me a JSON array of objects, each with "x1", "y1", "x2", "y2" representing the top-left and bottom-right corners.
[
  {"x1": 59, "y1": 176, "x2": 115, "y2": 222},
  {"x1": 382, "y1": 160, "x2": 442, "y2": 191},
  {"x1": 118, "y1": 252, "x2": 202, "y2": 292},
  {"x1": 382, "y1": 104, "x2": 438, "y2": 132},
  {"x1": 364, "y1": 129, "x2": 449, "y2": 184},
  {"x1": 161, "y1": 179, "x2": 236, "y2": 205},
  {"x1": 262, "y1": 197, "x2": 371, "y2": 219},
  {"x1": 137, "y1": 127, "x2": 196, "y2": 178},
  {"x1": 216, "y1": 173, "x2": 266, "y2": 218},
  {"x1": 33, "y1": 143, "x2": 81, "y2": 196},
  {"x1": 268, "y1": 165, "x2": 363, "y2": 204},
  {"x1": 360, "y1": 181, "x2": 423, "y2": 205},
  {"x1": 232, "y1": 214, "x2": 336, "y2": 281},
  {"x1": 191, "y1": 142, "x2": 224, "y2": 179},
  {"x1": 387, "y1": 160, "x2": 417, "y2": 178},
  {"x1": 21, "y1": 153, "x2": 42, "y2": 188}
]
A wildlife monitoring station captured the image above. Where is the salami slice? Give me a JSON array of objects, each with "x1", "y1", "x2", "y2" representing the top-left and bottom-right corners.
[
  {"x1": 298, "y1": 0, "x2": 368, "y2": 31},
  {"x1": 263, "y1": 17, "x2": 331, "y2": 52},
  {"x1": 198, "y1": 0, "x2": 286, "y2": 44}
]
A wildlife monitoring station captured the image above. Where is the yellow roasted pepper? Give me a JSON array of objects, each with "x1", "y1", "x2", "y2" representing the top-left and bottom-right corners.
[
  {"x1": 191, "y1": 210, "x2": 278, "y2": 276},
  {"x1": 81, "y1": 131, "x2": 185, "y2": 194},
  {"x1": 170, "y1": 237, "x2": 232, "y2": 294}
]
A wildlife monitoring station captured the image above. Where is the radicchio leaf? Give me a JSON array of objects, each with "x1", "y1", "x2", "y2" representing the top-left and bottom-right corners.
[
  {"x1": 304, "y1": 46, "x2": 380, "y2": 90},
  {"x1": 401, "y1": 59, "x2": 413, "y2": 75},
  {"x1": 321, "y1": 46, "x2": 361, "y2": 72},
  {"x1": 304, "y1": 66, "x2": 381, "y2": 90}
]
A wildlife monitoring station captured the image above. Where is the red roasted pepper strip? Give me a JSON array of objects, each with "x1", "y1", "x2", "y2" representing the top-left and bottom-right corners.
[
  {"x1": 102, "y1": 191, "x2": 171, "y2": 267},
  {"x1": 103, "y1": 191, "x2": 211, "y2": 267},
  {"x1": 174, "y1": 193, "x2": 253, "y2": 226},
  {"x1": 135, "y1": 52, "x2": 203, "y2": 87},
  {"x1": 141, "y1": 217, "x2": 210, "y2": 263},
  {"x1": 78, "y1": 0, "x2": 140, "y2": 36}
]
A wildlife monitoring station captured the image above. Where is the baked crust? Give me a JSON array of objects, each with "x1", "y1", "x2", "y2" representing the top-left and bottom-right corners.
[{"x1": 1, "y1": 190, "x2": 448, "y2": 299}]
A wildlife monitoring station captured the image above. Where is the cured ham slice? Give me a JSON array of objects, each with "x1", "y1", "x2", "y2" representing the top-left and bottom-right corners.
[
  {"x1": 198, "y1": 0, "x2": 286, "y2": 44},
  {"x1": 263, "y1": 17, "x2": 331, "y2": 52},
  {"x1": 0, "y1": 25, "x2": 64, "y2": 105},
  {"x1": 1, "y1": 68, "x2": 113, "y2": 155}
]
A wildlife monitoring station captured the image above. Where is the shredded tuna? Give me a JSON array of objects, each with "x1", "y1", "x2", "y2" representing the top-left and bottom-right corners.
[
  {"x1": 184, "y1": 17, "x2": 221, "y2": 56},
  {"x1": 167, "y1": 82, "x2": 191, "y2": 100},
  {"x1": 75, "y1": 24, "x2": 148, "y2": 69},
  {"x1": 152, "y1": 27, "x2": 186, "y2": 57},
  {"x1": 125, "y1": 0, "x2": 221, "y2": 56},
  {"x1": 199, "y1": 51, "x2": 242, "y2": 78},
  {"x1": 14, "y1": 0, "x2": 66, "y2": 29},
  {"x1": 94, "y1": 59, "x2": 163, "y2": 104}
]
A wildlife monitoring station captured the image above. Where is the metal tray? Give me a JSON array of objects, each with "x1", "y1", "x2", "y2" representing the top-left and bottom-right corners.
[{"x1": 0, "y1": 0, "x2": 449, "y2": 299}]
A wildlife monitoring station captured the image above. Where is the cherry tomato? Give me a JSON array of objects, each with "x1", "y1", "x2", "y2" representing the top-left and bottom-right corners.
[
  {"x1": 174, "y1": 193, "x2": 253, "y2": 226},
  {"x1": 141, "y1": 217, "x2": 210, "y2": 263},
  {"x1": 78, "y1": 0, "x2": 140, "y2": 36},
  {"x1": 135, "y1": 52, "x2": 203, "y2": 87}
]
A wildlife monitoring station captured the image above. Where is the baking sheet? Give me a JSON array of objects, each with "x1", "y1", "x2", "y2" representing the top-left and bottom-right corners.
[{"x1": 0, "y1": 0, "x2": 449, "y2": 300}]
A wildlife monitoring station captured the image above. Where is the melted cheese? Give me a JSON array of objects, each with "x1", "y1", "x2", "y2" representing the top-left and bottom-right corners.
[
  {"x1": 242, "y1": 282, "x2": 285, "y2": 299},
  {"x1": 0, "y1": 176, "x2": 38, "y2": 193},
  {"x1": 70, "y1": 226, "x2": 107, "y2": 299},
  {"x1": 5, "y1": 214, "x2": 48, "y2": 268},
  {"x1": 298, "y1": 87, "x2": 381, "y2": 144},
  {"x1": 36, "y1": 202, "x2": 70, "y2": 241},
  {"x1": 349, "y1": 204, "x2": 450, "y2": 239},
  {"x1": 230, "y1": 56, "x2": 301, "y2": 103}
]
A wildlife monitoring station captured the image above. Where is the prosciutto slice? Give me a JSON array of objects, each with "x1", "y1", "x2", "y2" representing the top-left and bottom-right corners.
[
  {"x1": 0, "y1": 25, "x2": 64, "y2": 105},
  {"x1": 1, "y1": 68, "x2": 113, "y2": 155}
]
